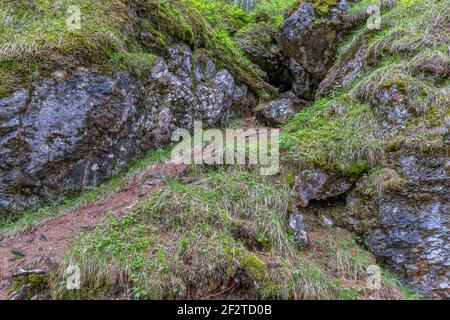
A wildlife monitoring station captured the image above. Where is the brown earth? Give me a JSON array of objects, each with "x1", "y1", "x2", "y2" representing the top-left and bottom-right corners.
[{"x1": 0, "y1": 162, "x2": 187, "y2": 299}]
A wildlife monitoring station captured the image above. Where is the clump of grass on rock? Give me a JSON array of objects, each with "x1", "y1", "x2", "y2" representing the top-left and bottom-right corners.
[
  {"x1": 281, "y1": 94, "x2": 384, "y2": 176},
  {"x1": 0, "y1": 0, "x2": 277, "y2": 99}
]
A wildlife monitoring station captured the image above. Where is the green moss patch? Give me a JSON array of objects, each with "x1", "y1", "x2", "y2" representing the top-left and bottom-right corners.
[
  {"x1": 285, "y1": 0, "x2": 338, "y2": 18},
  {"x1": 11, "y1": 272, "x2": 48, "y2": 300}
]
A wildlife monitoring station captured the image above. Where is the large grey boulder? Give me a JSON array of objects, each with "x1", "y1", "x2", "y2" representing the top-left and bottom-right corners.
[
  {"x1": 0, "y1": 45, "x2": 254, "y2": 216},
  {"x1": 278, "y1": 0, "x2": 349, "y2": 97},
  {"x1": 292, "y1": 168, "x2": 355, "y2": 207}
]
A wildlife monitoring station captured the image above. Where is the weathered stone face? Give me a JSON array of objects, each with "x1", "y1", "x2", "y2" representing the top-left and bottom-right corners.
[
  {"x1": 345, "y1": 152, "x2": 450, "y2": 299},
  {"x1": 278, "y1": 0, "x2": 349, "y2": 97},
  {"x1": 313, "y1": 21, "x2": 450, "y2": 297},
  {"x1": 287, "y1": 1, "x2": 449, "y2": 296},
  {"x1": 316, "y1": 34, "x2": 369, "y2": 99},
  {"x1": 0, "y1": 45, "x2": 254, "y2": 216},
  {"x1": 292, "y1": 168, "x2": 355, "y2": 207},
  {"x1": 289, "y1": 208, "x2": 309, "y2": 248},
  {"x1": 237, "y1": 23, "x2": 293, "y2": 91}
]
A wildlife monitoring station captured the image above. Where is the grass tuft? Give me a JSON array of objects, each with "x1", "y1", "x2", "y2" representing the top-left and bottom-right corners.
[
  {"x1": 281, "y1": 94, "x2": 384, "y2": 175},
  {"x1": 0, "y1": 0, "x2": 286, "y2": 99}
]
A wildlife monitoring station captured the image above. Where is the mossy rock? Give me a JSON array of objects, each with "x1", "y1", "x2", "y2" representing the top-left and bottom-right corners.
[
  {"x1": 285, "y1": 0, "x2": 339, "y2": 18},
  {"x1": 0, "y1": 0, "x2": 276, "y2": 100},
  {"x1": 11, "y1": 272, "x2": 48, "y2": 300}
]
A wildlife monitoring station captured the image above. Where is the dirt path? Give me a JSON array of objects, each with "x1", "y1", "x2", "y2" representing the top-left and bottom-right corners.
[
  {"x1": 0, "y1": 121, "x2": 272, "y2": 299},
  {"x1": 0, "y1": 162, "x2": 187, "y2": 299}
]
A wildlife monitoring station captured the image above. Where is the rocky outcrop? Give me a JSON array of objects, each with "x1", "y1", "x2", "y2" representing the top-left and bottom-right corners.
[
  {"x1": 278, "y1": 0, "x2": 349, "y2": 98},
  {"x1": 288, "y1": 58, "x2": 316, "y2": 100},
  {"x1": 345, "y1": 151, "x2": 450, "y2": 299},
  {"x1": 347, "y1": 82, "x2": 449, "y2": 299},
  {"x1": 237, "y1": 23, "x2": 293, "y2": 90},
  {"x1": 0, "y1": 45, "x2": 254, "y2": 216},
  {"x1": 239, "y1": 1, "x2": 353, "y2": 99},
  {"x1": 313, "y1": 20, "x2": 450, "y2": 296},
  {"x1": 254, "y1": 97, "x2": 306, "y2": 127},
  {"x1": 292, "y1": 168, "x2": 355, "y2": 207},
  {"x1": 316, "y1": 33, "x2": 369, "y2": 99}
]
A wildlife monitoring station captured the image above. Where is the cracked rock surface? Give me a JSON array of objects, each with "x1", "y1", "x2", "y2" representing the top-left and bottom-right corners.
[{"x1": 0, "y1": 45, "x2": 254, "y2": 216}]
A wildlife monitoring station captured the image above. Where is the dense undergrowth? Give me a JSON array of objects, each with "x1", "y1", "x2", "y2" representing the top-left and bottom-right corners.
[
  {"x1": 281, "y1": 94, "x2": 384, "y2": 176},
  {"x1": 346, "y1": 0, "x2": 449, "y2": 147}
]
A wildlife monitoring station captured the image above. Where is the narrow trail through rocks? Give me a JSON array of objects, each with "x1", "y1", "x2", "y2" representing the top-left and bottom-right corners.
[
  {"x1": 0, "y1": 162, "x2": 187, "y2": 299},
  {"x1": 0, "y1": 123, "x2": 272, "y2": 299}
]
